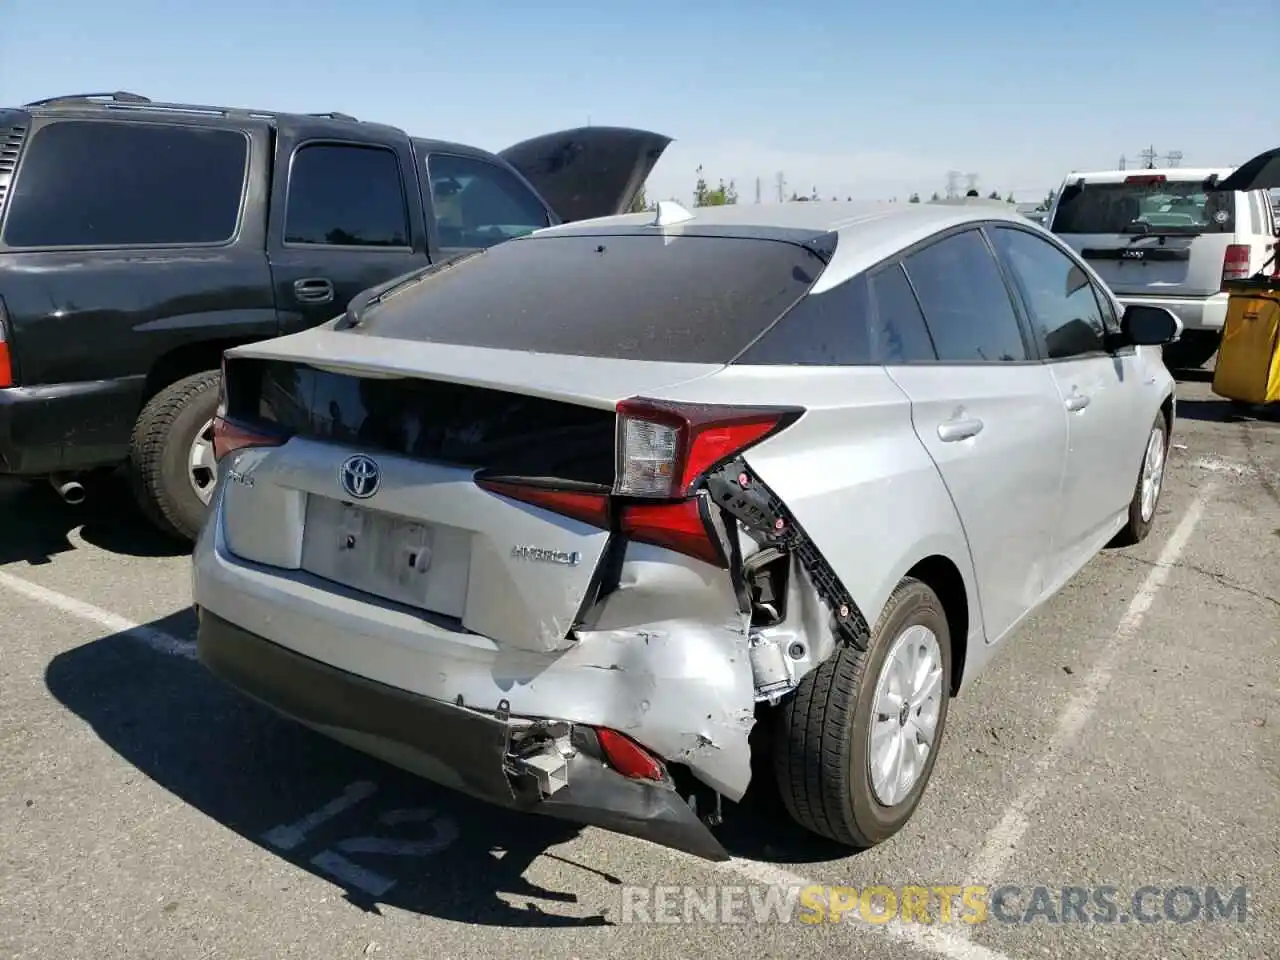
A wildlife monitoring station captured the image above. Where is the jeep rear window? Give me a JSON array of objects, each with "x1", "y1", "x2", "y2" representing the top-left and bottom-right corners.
[
  {"x1": 348, "y1": 232, "x2": 828, "y2": 363},
  {"x1": 1, "y1": 120, "x2": 248, "y2": 248},
  {"x1": 1051, "y1": 178, "x2": 1233, "y2": 235}
]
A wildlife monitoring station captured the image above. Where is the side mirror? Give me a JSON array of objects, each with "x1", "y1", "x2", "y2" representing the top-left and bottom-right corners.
[{"x1": 1121, "y1": 304, "x2": 1182, "y2": 346}]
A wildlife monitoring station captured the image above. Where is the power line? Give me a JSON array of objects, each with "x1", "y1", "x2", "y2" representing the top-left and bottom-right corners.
[
  {"x1": 775, "y1": 171, "x2": 786, "y2": 203},
  {"x1": 1165, "y1": 150, "x2": 1183, "y2": 168},
  {"x1": 965, "y1": 172, "x2": 979, "y2": 195},
  {"x1": 945, "y1": 170, "x2": 960, "y2": 199},
  {"x1": 1139, "y1": 144, "x2": 1159, "y2": 168},
  {"x1": 754, "y1": 177, "x2": 762, "y2": 203}
]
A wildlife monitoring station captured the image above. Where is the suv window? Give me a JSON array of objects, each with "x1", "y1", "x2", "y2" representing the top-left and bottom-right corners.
[
  {"x1": 902, "y1": 229, "x2": 1029, "y2": 362},
  {"x1": 1051, "y1": 177, "x2": 1234, "y2": 235},
  {"x1": 285, "y1": 143, "x2": 409, "y2": 247},
  {"x1": 2, "y1": 120, "x2": 248, "y2": 248},
  {"x1": 990, "y1": 227, "x2": 1107, "y2": 359},
  {"x1": 426, "y1": 154, "x2": 549, "y2": 249}
]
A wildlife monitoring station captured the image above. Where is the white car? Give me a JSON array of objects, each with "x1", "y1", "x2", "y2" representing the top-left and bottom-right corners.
[
  {"x1": 1045, "y1": 166, "x2": 1277, "y2": 370},
  {"x1": 193, "y1": 200, "x2": 1180, "y2": 861}
]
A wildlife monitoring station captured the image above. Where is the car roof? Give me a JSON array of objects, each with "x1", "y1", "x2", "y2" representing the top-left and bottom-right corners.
[{"x1": 528, "y1": 199, "x2": 1039, "y2": 292}]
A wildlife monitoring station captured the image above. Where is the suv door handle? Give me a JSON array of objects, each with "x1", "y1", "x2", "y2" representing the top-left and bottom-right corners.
[
  {"x1": 1064, "y1": 393, "x2": 1091, "y2": 412},
  {"x1": 293, "y1": 278, "x2": 335, "y2": 304},
  {"x1": 937, "y1": 417, "x2": 984, "y2": 442}
]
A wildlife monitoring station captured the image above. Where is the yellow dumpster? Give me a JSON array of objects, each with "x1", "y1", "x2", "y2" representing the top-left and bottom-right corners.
[
  {"x1": 1212, "y1": 276, "x2": 1280, "y2": 404},
  {"x1": 1203, "y1": 145, "x2": 1280, "y2": 404}
]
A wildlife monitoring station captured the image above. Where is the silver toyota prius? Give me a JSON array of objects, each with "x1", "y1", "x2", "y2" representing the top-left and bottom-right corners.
[{"x1": 192, "y1": 199, "x2": 1180, "y2": 861}]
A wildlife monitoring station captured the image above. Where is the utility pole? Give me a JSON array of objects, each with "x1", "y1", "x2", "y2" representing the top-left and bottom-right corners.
[
  {"x1": 1165, "y1": 150, "x2": 1183, "y2": 168},
  {"x1": 775, "y1": 171, "x2": 786, "y2": 203},
  {"x1": 1140, "y1": 144, "x2": 1159, "y2": 169},
  {"x1": 754, "y1": 177, "x2": 761, "y2": 203},
  {"x1": 945, "y1": 170, "x2": 960, "y2": 200},
  {"x1": 1118, "y1": 154, "x2": 1127, "y2": 170}
]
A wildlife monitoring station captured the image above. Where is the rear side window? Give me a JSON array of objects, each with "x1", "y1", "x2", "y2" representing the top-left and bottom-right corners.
[
  {"x1": 1051, "y1": 177, "x2": 1234, "y2": 235},
  {"x1": 427, "y1": 153, "x2": 549, "y2": 249},
  {"x1": 350, "y1": 233, "x2": 825, "y2": 363},
  {"x1": 2, "y1": 120, "x2": 248, "y2": 248},
  {"x1": 902, "y1": 229, "x2": 1029, "y2": 363},
  {"x1": 285, "y1": 143, "x2": 410, "y2": 247}
]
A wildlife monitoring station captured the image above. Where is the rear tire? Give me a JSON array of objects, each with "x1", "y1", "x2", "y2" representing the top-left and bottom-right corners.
[
  {"x1": 1112, "y1": 413, "x2": 1169, "y2": 547},
  {"x1": 772, "y1": 577, "x2": 952, "y2": 849},
  {"x1": 129, "y1": 370, "x2": 222, "y2": 542},
  {"x1": 1162, "y1": 331, "x2": 1220, "y2": 370}
]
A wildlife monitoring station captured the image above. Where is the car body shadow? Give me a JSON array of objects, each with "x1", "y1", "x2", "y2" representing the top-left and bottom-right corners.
[
  {"x1": 0, "y1": 473, "x2": 190, "y2": 565},
  {"x1": 1176, "y1": 398, "x2": 1279, "y2": 424},
  {"x1": 44, "y1": 614, "x2": 858, "y2": 927}
]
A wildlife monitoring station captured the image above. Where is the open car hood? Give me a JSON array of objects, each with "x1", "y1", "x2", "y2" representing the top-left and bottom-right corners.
[
  {"x1": 499, "y1": 126, "x2": 672, "y2": 223},
  {"x1": 1208, "y1": 146, "x2": 1280, "y2": 192}
]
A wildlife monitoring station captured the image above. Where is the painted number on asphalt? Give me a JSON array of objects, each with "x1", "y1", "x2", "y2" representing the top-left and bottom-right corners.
[{"x1": 260, "y1": 780, "x2": 460, "y2": 897}]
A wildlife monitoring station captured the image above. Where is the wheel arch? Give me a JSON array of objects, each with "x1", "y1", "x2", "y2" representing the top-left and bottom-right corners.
[{"x1": 142, "y1": 337, "x2": 261, "y2": 406}]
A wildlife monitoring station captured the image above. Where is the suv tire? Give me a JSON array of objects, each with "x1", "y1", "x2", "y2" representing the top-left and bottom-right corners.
[
  {"x1": 772, "y1": 576, "x2": 952, "y2": 849},
  {"x1": 129, "y1": 370, "x2": 221, "y2": 542}
]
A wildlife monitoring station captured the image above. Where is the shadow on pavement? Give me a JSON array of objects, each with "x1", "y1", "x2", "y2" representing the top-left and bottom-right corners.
[
  {"x1": 1176, "y1": 397, "x2": 1280, "y2": 425},
  {"x1": 0, "y1": 472, "x2": 190, "y2": 566},
  {"x1": 45, "y1": 615, "x2": 858, "y2": 927}
]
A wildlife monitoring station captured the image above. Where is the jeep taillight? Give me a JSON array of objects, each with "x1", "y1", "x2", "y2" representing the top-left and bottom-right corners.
[
  {"x1": 1222, "y1": 244, "x2": 1252, "y2": 286},
  {"x1": 0, "y1": 297, "x2": 13, "y2": 388},
  {"x1": 475, "y1": 398, "x2": 802, "y2": 568}
]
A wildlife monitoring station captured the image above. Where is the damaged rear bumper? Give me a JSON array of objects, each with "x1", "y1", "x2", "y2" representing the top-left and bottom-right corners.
[{"x1": 196, "y1": 608, "x2": 729, "y2": 862}]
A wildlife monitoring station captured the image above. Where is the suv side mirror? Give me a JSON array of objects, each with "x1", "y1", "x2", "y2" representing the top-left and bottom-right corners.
[{"x1": 1121, "y1": 304, "x2": 1182, "y2": 345}]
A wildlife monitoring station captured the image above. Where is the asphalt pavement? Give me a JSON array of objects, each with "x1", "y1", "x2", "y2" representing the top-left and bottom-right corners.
[{"x1": 0, "y1": 373, "x2": 1276, "y2": 960}]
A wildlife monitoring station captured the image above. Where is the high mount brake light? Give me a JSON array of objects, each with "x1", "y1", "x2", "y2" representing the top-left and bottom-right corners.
[
  {"x1": 1124, "y1": 174, "x2": 1167, "y2": 186},
  {"x1": 474, "y1": 398, "x2": 802, "y2": 567}
]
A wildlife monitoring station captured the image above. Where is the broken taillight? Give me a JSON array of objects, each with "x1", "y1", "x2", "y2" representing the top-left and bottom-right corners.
[
  {"x1": 612, "y1": 398, "x2": 801, "y2": 566},
  {"x1": 475, "y1": 398, "x2": 802, "y2": 568}
]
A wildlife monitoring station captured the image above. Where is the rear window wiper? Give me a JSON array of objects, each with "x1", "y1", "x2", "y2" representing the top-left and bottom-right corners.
[{"x1": 1125, "y1": 225, "x2": 1202, "y2": 243}]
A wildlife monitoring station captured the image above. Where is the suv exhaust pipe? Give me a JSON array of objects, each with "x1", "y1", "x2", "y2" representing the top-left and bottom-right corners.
[{"x1": 49, "y1": 474, "x2": 86, "y2": 505}]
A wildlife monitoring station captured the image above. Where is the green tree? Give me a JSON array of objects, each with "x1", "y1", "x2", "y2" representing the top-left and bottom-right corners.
[
  {"x1": 693, "y1": 166, "x2": 710, "y2": 207},
  {"x1": 1043, "y1": 188, "x2": 1057, "y2": 211},
  {"x1": 988, "y1": 189, "x2": 1000, "y2": 200},
  {"x1": 628, "y1": 186, "x2": 649, "y2": 213},
  {"x1": 1005, "y1": 192, "x2": 1016, "y2": 204},
  {"x1": 930, "y1": 191, "x2": 941, "y2": 201},
  {"x1": 692, "y1": 168, "x2": 738, "y2": 206},
  {"x1": 909, "y1": 193, "x2": 921, "y2": 203}
]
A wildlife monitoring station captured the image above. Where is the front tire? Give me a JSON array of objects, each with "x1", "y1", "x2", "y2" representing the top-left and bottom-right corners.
[
  {"x1": 772, "y1": 577, "x2": 952, "y2": 848},
  {"x1": 1112, "y1": 413, "x2": 1169, "y2": 547},
  {"x1": 129, "y1": 370, "x2": 221, "y2": 542}
]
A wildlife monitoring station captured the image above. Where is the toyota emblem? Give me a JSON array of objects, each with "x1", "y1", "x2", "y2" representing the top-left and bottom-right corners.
[{"x1": 339, "y1": 454, "x2": 381, "y2": 499}]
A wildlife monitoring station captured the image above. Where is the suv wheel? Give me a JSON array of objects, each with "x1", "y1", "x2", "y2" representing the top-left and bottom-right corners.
[
  {"x1": 772, "y1": 576, "x2": 952, "y2": 848},
  {"x1": 129, "y1": 370, "x2": 222, "y2": 542}
]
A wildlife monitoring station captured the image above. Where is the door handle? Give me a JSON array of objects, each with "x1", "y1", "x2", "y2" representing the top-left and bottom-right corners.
[
  {"x1": 293, "y1": 277, "x2": 335, "y2": 305},
  {"x1": 1064, "y1": 393, "x2": 1091, "y2": 412},
  {"x1": 937, "y1": 417, "x2": 984, "y2": 442}
]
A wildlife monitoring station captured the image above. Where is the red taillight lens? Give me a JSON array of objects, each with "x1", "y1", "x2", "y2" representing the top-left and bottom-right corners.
[
  {"x1": 211, "y1": 416, "x2": 286, "y2": 461},
  {"x1": 474, "y1": 478, "x2": 611, "y2": 528},
  {"x1": 0, "y1": 297, "x2": 13, "y2": 388},
  {"x1": 1222, "y1": 244, "x2": 1252, "y2": 285},
  {"x1": 596, "y1": 728, "x2": 664, "y2": 781},
  {"x1": 1124, "y1": 174, "x2": 1167, "y2": 185},
  {"x1": 619, "y1": 498, "x2": 724, "y2": 566},
  {"x1": 614, "y1": 398, "x2": 799, "y2": 498}
]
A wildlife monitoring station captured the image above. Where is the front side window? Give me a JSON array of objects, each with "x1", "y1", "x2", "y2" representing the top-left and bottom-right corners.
[
  {"x1": 426, "y1": 153, "x2": 549, "y2": 249},
  {"x1": 990, "y1": 227, "x2": 1107, "y2": 359},
  {"x1": 902, "y1": 229, "x2": 1029, "y2": 363},
  {"x1": 2, "y1": 120, "x2": 248, "y2": 248},
  {"x1": 285, "y1": 143, "x2": 410, "y2": 247}
]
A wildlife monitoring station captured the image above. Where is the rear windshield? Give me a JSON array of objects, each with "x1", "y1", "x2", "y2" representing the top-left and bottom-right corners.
[
  {"x1": 1051, "y1": 178, "x2": 1234, "y2": 235},
  {"x1": 349, "y1": 232, "x2": 828, "y2": 363}
]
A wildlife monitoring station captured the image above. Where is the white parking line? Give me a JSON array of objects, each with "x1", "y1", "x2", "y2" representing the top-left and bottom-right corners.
[
  {"x1": 0, "y1": 568, "x2": 196, "y2": 660},
  {"x1": 963, "y1": 482, "x2": 1215, "y2": 889}
]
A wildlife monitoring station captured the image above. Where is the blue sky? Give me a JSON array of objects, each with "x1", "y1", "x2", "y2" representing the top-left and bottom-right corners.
[{"x1": 3, "y1": 0, "x2": 1275, "y2": 204}]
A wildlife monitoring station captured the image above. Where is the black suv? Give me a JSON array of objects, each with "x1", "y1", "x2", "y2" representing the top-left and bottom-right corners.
[{"x1": 0, "y1": 91, "x2": 669, "y2": 540}]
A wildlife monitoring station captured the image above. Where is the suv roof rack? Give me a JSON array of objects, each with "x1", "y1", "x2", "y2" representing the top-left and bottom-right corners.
[
  {"x1": 23, "y1": 91, "x2": 152, "y2": 107},
  {"x1": 22, "y1": 92, "x2": 360, "y2": 124}
]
